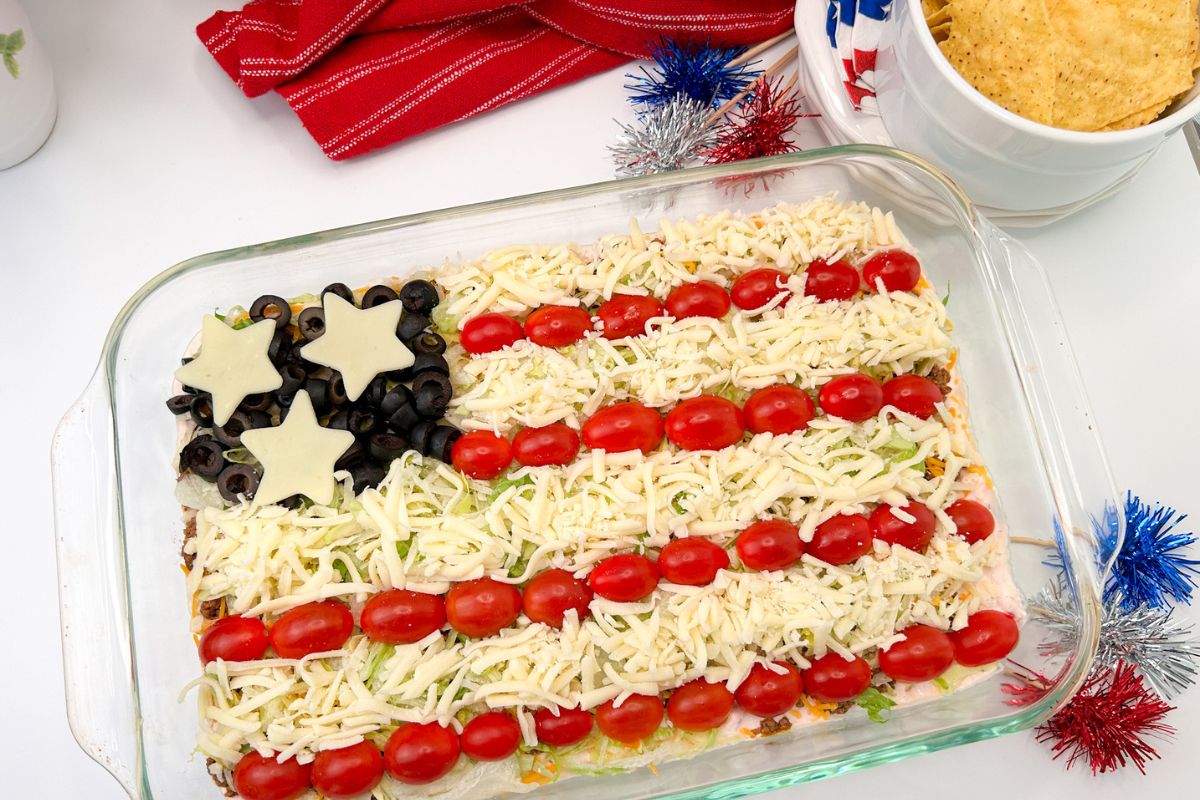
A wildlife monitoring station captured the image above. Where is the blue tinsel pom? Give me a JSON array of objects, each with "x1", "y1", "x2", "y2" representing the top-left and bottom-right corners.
[
  {"x1": 625, "y1": 40, "x2": 760, "y2": 110},
  {"x1": 1099, "y1": 493, "x2": 1200, "y2": 611}
]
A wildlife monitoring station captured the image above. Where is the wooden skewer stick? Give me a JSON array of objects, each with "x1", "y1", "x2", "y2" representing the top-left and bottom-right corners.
[
  {"x1": 725, "y1": 28, "x2": 795, "y2": 68},
  {"x1": 706, "y1": 45, "x2": 799, "y2": 126}
]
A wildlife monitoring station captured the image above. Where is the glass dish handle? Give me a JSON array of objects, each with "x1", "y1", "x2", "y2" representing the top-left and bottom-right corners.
[
  {"x1": 52, "y1": 373, "x2": 138, "y2": 796},
  {"x1": 981, "y1": 218, "x2": 1124, "y2": 588}
]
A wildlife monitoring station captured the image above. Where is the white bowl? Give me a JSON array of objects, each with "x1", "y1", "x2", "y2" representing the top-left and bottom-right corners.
[{"x1": 801, "y1": 0, "x2": 1200, "y2": 215}]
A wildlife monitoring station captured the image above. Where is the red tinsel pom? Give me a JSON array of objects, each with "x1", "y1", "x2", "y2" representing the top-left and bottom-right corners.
[
  {"x1": 703, "y1": 77, "x2": 811, "y2": 164},
  {"x1": 1035, "y1": 661, "x2": 1175, "y2": 775}
]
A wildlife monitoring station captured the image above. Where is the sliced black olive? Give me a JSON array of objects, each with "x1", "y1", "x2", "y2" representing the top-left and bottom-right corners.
[
  {"x1": 364, "y1": 375, "x2": 388, "y2": 408},
  {"x1": 305, "y1": 378, "x2": 330, "y2": 414},
  {"x1": 181, "y1": 356, "x2": 194, "y2": 366},
  {"x1": 396, "y1": 312, "x2": 430, "y2": 342},
  {"x1": 408, "y1": 420, "x2": 437, "y2": 456},
  {"x1": 362, "y1": 284, "x2": 399, "y2": 308},
  {"x1": 268, "y1": 328, "x2": 293, "y2": 366},
  {"x1": 412, "y1": 371, "x2": 452, "y2": 406},
  {"x1": 428, "y1": 426, "x2": 462, "y2": 462},
  {"x1": 189, "y1": 394, "x2": 215, "y2": 428},
  {"x1": 180, "y1": 435, "x2": 225, "y2": 480},
  {"x1": 328, "y1": 372, "x2": 349, "y2": 406},
  {"x1": 347, "y1": 406, "x2": 379, "y2": 436},
  {"x1": 212, "y1": 410, "x2": 265, "y2": 448},
  {"x1": 322, "y1": 282, "x2": 355, "y2": 305},
  {"x1": 369, "y1": 432, "x2": 409, "y2": 463},
  {"x1": 410, "y1": 332, "x2": 447, "y2": 356},
  {"x1": 379, "y1": 385, "x2": 415, "y2": 417},
  {"x1": 412, "y1": 353, "x2": 450, "y2": 376},
  {"x1": 276, "y1": 391, "x2": 296, "y2": 409},
  {"x1": 385, "y1": 365, "x2": 414, "y2": 383},
  {"x1": 217, "y1": 464, "x2": 260, "y2": 502},
  {"x1": 387, "y1": 404, "x2": 421, "y2": 433},
  {"x1": 166, "y1": 394, "x2": 193, "y2": 415},
  {"x1": 249, "y1": 294, "x2": 292, "y2": 329},
  {"x1": 413, "y1": 381, "x2": 450, "y2": 420},
  {"x1": 297, "y1": 306, "x2": 326, "y2": 340},
  {"x1": 327, "y1": 409, "x2": 350, "y2": 431},
  {"x1": 278, "y1": 364, "x2": 306, "y2": 398},
  {"x1": 239, "y1": 393, "x2": 272, "y2": 413},
  {"x1": 335, "y1": 440, "x2": 367, "y2": 471},
  {"x1": 351, "y1": 462, "x2": 386, "y2": 494},
  {"x1": 399, "y1": 279, "x2": 440, "y2": 315}
]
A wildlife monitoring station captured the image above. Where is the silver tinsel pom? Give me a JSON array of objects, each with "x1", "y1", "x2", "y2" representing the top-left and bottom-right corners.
[
  {"x1": 609, "y1": 97, "x2": 715, "y2": 177},
  {"x1": 1032, "y1": 584, "x2": 1200, "y2": 698}
]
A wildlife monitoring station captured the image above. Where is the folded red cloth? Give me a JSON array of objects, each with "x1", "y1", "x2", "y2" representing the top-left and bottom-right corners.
[{"x1": 198, "y1": 1, "x2": 794, "y2": 160}]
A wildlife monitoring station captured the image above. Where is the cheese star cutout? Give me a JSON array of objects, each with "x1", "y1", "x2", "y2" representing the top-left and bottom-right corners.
[
  {"x1": 241, "y1": 390, "x2": 354, "y2": 507},
  {"x1": 175, "y1": 315, "x2": 283, "y2": 427},
  {"x1": 300, "y1": 293, "x2": 414, "y2": 401}
]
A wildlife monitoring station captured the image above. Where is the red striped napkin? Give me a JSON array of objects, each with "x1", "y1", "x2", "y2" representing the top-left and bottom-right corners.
[{"x1": 198, "y1": 0, "x2": 795, "y2": 160}]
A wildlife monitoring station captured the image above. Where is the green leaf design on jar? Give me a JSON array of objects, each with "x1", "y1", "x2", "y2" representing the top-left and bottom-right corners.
[{"x1": 2, "y1": 29, "x2": 25, "y2": 80}]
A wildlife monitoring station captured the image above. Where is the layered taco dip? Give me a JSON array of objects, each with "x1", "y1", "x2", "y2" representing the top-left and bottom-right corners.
[{"x1": 171, "y1": 197, "x2": 1024, "y2": 800}]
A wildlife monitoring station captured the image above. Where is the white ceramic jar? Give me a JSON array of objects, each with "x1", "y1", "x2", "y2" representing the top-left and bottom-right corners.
[
  {"x1": 873, "y1": 0, "x2": 1200, "y2": 212},
  {"x1": 0, "y1": 0, "x2": 55, "y2": 170}
]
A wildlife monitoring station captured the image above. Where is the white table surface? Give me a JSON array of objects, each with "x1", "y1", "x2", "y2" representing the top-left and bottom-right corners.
[{"x1": 4, "y1": 1, "x2": 1199, "y2": 796}]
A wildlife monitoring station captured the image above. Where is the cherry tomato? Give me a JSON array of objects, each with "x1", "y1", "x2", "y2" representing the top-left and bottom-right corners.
[
  {"x1": 807, "y1": 514, "x2": 873, "y2": 565},
  {"x1": 581, "y1": 402, "x2": 665, "y2": 454},
  {"x1": 878, "y1": 625, "x2": 954, "y2": 682},
  {"x1": 450, "y1": 431, "x2": 512, "y2": 480},
  {"x1": 588, "y1": 554, "x2": 660, "y2": 602},
  {"x1": 803, "y1": 259, "x2": 859, "y2": 301},
  {"x1": 666, "y1": 281, "x2": 731, "y2": 319},
  {"x1": 665, "y1": 395, "x2": 745, "y2": 451},
  {"x1": 946, "y1": 498, "x2": 996, "y2": 544},
  {"x1": 525, "y1": 305, "x2": 592, "y2": 348},
  {"x1": 818, "y1": 373, "x2": 884, "y2": 422},
  {"x1": 597, "y1": 294, "x2": 665, "y2": 339},
  {"x1": 534, "y1": 707, "x2": 594, "y2": 747},
  {"x1": 736, "y1": 519, "x2": 803, "y2": 572},
  {"x1": 360, "y1": 589, "x2": 446, "y2": 645},
  {"x1": 595, "y1": 694, "x2": 664, "y2": 744},
  {"x1": 384, "y1": 722, "x2": 460, "y2": 785},
  {"x1": 743, "y1": 385, "x2": 815, "y2": 435},
  {"x1": 802, "y1": 653, "x2": 872, "y2": 702},
  {"x1": 666, "y1": 679, "x2": 734, "y2": 732},
  {"x1": 232, "y1": 751, "x2": 312, "y2": 800},
  {"x1": 862, "y1": 250, "x2": 922, "y2": 293},
  {"x1": 882, "y1": 375, "x2": 943, "y2": 419},
  {"x1": 460, "y1": 312, "x2": 525, "y2": 354},
  {"x1": 311, "y1": 742, "x2": 385, "y2": 800},
  {"x1": 734, "y1": 662, "x2": 804, "y2": 717},
  {"x1": 657, "y1": 538, "x2": 730, "y2": 586},
  {"x1": 445, "y1": 577, "x2": 522, "y2": 638},
  {"x1": 869, "y1": 502, "x2": 936, "y2": 553},
  {"x1": 523, "y1": 568, "x2": 593, "y2": 628},
  {"x1": 268, "y1": 600, "x2": 353, "y2": 659},
  {"x1": 512, "y1": 423, "x2": 580, "y2": 467},
  {"x1": 949, "y1": 610, "x2": 1019, "y2": 667},
  {"x1": 199, "y1": 615, "x2": 268, "y2": 664},
  {"x1": 460, "y1": 712, "x2": 522, "y2": 761},
  {"x1": 731, "y1": 268, "x2": 792, "y2": 311}
]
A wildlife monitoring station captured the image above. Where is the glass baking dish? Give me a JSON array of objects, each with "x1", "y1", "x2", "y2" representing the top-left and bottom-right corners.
[{"x1": 52, "y1": 145, "x2": 1120, "y2": 800}]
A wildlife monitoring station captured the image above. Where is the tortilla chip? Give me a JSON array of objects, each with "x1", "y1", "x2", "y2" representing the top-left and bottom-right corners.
[
  {"x1": 929, "y1": 21, "x2": 952, "y2": 43},
  {"x1": 1046, "y1": 0, "x2": 1197, "y2": 131},
  {"x1": 922, "y1": 0, "x2": 949, "y2": 17},
  {"x1": 926, "y1": 4, "x2": 953, "y2": 26},
  {"x1": 1099, "y1": 100, "x2": 1173, "y2": 130},
  {"x1": 939, "y1": 0, "x2": 1057, "y2": 125}
]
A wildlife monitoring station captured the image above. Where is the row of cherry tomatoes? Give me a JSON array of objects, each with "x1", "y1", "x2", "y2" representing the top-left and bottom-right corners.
[
  {"x1": 201, "y1": 493, "x2": 995, "y2": 665},
  {"x1": 450, "y1": 371, "x2": 947, "y2": 480},
  {"x1": 229, "y1": 610, "x2": 1018, "y2": 800},
  {"x1": 459, "y1": 251, "x2": 925, "y2": 355}
]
